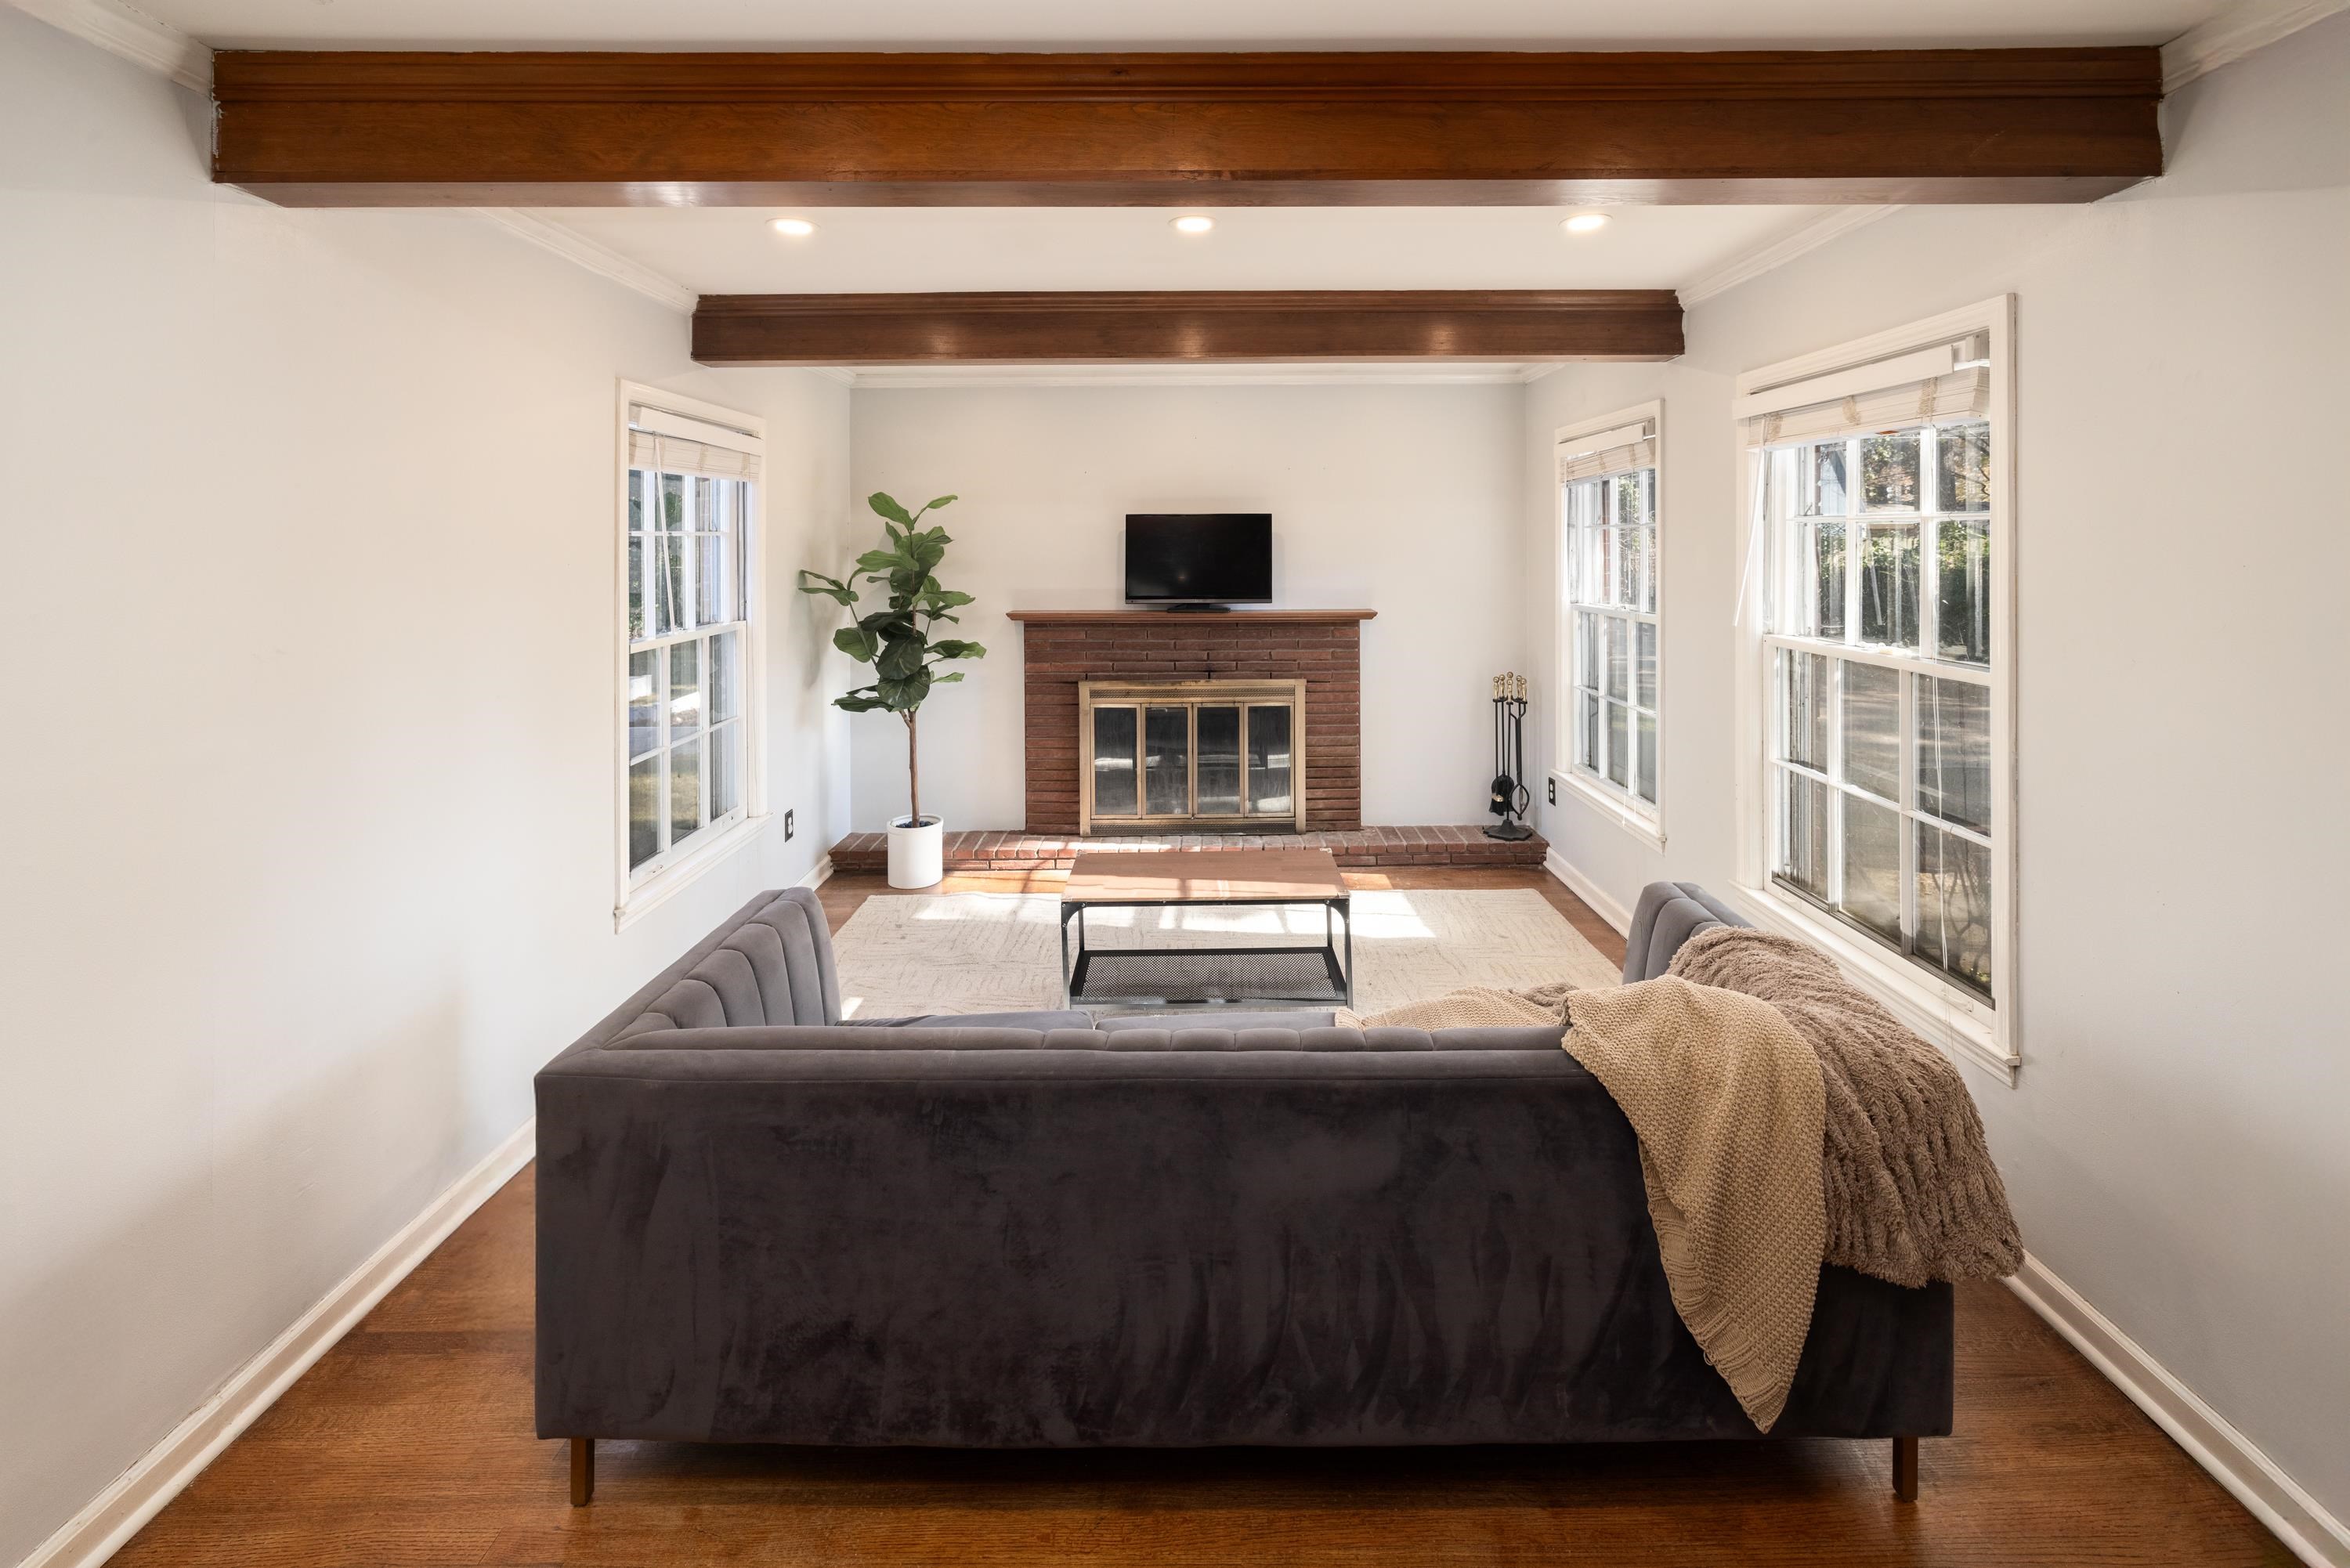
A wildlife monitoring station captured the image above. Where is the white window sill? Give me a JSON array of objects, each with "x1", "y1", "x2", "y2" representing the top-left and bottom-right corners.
[
  {"x1": 1720, "y1": 881, "x2": 2019, "y2": 1086},
  {"x1": 614, "y1": 812, "x2": 771, "y2": 933},
  {"x1": 1549, "y1": 768, "x2": 1668, "y2": 851}
]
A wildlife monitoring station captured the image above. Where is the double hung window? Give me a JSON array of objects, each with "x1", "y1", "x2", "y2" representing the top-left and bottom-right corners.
[
  {"x1": 1557, "y1": 406, "x2": 1663, "y2": 834},
  {"x1": 617, "y1": 390, "x2": 764, "y2": 921},
  {"x1": 1739, "y1": 302, "x2": 2013, "y2": 1065}
]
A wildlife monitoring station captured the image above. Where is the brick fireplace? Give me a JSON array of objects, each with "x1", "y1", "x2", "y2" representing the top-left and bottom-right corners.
[
  {"x1": 830, "y1": 606, "x2": 1549, "y2": 874},
  {"x1": 1006, "y1": 610, "x2": 1372, "y2": 835}
]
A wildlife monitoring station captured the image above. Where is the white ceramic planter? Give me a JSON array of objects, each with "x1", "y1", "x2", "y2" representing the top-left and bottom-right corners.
[{"x1": 887, "y1": 815, "x2": 944, "y2": 888}]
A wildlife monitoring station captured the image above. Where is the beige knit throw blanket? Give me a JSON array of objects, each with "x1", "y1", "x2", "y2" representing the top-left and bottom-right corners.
[
  {"x1": 1559, "y1": 977, "x2": 1828, "y2": 1433},
  {"x1": 1668, "y1": 926, "x2": 2024, "y2": 1288}
]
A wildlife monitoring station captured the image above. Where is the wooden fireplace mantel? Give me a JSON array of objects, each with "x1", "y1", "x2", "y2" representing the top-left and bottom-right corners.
[{"x1": 1006, "y1": 609, "x2": 1376, "y2": 625}]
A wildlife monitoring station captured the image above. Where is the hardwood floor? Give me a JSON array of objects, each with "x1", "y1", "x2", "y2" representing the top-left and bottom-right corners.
[{"x1": 109, "y1": 871, "x2": 2294, "y2": 1567}]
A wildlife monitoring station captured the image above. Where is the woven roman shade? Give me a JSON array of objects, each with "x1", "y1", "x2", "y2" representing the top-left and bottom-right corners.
[
  {"x1": 1740, "y1": 334, "x2": 1990, "y2": 446},
  {"x1": 1557, "y1": 416, "x2": 1658, "y2": 483},
  {"x1": 627, "y1": 403, "x2": 763, "y2": 481}
]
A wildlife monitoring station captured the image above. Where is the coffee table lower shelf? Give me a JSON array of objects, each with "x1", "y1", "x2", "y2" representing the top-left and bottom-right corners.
[{"x1": 1058, "y1": 898, "x2": 1354, "y2": 1010}]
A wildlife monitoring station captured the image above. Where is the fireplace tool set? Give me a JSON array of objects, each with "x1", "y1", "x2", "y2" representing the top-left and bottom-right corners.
[{"x1": 1485, "y1": 673, "x2": 1535, "y2": 841}]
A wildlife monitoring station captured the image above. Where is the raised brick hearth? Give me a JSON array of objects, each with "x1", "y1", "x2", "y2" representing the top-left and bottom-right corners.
[
  {"x1": 828, "y1": 825, "x2": 1549, "y2": 874},
  {"x1": 1007, "y1": 609, "x2": 1372, "y2": 833}
]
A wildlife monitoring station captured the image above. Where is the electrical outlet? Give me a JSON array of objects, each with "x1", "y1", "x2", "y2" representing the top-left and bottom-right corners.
[
  {"x1": 783, "y1": 809, "x2": 796, "y2": 840},
  {"x1": 1546, "y1": 778, "x2": 1556, "y2": 806}
]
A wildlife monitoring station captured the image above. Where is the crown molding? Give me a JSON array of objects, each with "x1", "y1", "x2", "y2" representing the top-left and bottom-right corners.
[
  {"x1": 1680, "y1": 205, "x2": 1903, "y2": 306},
  {"x1": 2162, "y1": 0, "x2": 2350, "y2": 90},
  {"x1": 7, "y1": 0, "x2": 211, "y2": 91},
  {"x1": 473, "y1": 210, "x2": 696, "y2": 314}
]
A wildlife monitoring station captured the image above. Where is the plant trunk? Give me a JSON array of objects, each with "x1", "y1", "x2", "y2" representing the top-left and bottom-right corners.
[{"x1": 905, "y1": 709, "x2": 920, "y2": 826}]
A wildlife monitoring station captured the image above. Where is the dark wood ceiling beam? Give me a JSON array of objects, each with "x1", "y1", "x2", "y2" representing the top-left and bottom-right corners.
[
  {"x1": 689, "y1": 291, "x2": 1684, "y2": 365},
  {"x1": 210, "y1": 49, "x2": 2163, "y2": 207}
]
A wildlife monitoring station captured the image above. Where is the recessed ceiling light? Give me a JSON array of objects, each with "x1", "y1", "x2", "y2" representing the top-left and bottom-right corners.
[
  {"x1": 1562, "y1": 213, "x2": 1609, "y2": 234},
  {"x1": 770, "y1": 217, "x2": 816, "y2": 237},
  {"x1": 1170, "y1": 215, "x2": 1216, "y2": 235}
]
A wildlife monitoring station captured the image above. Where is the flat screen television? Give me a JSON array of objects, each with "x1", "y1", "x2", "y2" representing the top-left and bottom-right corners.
[{"x1": 1123, "y1": 514, "x2": 1273, "y2": 608}]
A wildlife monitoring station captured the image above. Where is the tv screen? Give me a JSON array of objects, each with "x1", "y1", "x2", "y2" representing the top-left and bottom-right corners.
[{"x1": 1124, "y1": 514, "x2": 1273, "y2": 605}]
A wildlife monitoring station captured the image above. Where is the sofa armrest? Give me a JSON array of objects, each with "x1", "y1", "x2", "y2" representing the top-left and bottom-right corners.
[{"x1": 1622, "y1": 882, "x2": 1750, "y2": 984}]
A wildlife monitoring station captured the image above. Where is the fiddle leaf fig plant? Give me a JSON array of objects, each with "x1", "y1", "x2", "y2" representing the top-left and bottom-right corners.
[{"x1": 799, "y1": 491, "x2": 985, "y2": 827}]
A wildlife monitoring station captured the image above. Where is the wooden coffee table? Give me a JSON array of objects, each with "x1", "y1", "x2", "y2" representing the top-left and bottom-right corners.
[{"x1": 1058, "y1": 849, "x2": 1354, "y2": 1010}]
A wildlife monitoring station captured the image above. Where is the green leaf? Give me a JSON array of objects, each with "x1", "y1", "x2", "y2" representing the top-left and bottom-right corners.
[
  {"x1": 924, "y1": 495, "x2": 958, "y2": 511},
  {"x1": 866, "y1": 492, "x2": 915, "y2": 526},
  {"x1": 832, "y1": 625, "x2": 881, "y2": 663},
  {"x1": 833, "y1": 692, "x2": 886, "y2": 713},
  {"x1": 876, "y1": 671, "x2": 933, "y2": 712},
  {"x1": 797, "y1": 569, "x2": 859, "y2": 607},
  {"x1": 927, "y1": 638, "x2": 985, "y2": 661},
  {"x1": 876, "y1": 634, "x2": 929, "y2": 681},
  {"x1": 922, "y1": 587, "x2": 974, "y2": 611},
  {"x1": 932, "y1": 671, "x2": 964, "y2": 683}
]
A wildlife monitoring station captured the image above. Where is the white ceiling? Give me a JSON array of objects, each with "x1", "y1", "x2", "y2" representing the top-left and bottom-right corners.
[
  {"x1": 132, "y1": 0, "x2": 2223, "y2": 50},
  {"x1": 533, "y1": 205, "x2": 1840, "y2": 298}
]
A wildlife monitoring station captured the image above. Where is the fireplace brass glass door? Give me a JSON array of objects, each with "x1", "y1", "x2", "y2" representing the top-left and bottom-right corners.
[{"x1": 1079, "y1": 678, "x2": 1307, "y2": 833}]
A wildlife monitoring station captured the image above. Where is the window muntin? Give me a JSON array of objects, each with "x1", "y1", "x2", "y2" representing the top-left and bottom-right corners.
[
  {"x1": 626, "y1": 467, "x2": 750, "y2": 878},
  {"x1": 1563, "y1": 464, "x2": 1660, "y2": 811},
  {"x1": 1761, "y1": 418, "x2": 1994, "y2": 997}
]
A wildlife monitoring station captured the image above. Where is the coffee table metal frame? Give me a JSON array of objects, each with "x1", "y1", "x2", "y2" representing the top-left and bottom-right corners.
[{"x1": 1058, "y1": 888, "x2": 1354, "y2": 1010}]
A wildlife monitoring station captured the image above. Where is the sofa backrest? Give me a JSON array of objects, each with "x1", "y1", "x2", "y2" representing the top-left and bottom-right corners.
[{"x1": 602, "y1": 1022, "x2": 1565, "y2": 1053}]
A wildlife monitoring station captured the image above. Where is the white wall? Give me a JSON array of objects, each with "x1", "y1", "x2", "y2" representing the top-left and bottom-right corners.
[
  {"x1": 1522, "y1": 14, "x2": 2350, "y2": 1533},
  {"x1": 842, "y1": 382, "x2": 1524, "y2": 831},
  {"x1": 0, "y1": 13, "x2": 851, "y2": 1563}
]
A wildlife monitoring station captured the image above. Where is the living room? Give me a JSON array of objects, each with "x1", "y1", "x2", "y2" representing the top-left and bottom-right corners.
[{"x1": 3, "y1": 1, "x2": 2345, "y2": 1565}]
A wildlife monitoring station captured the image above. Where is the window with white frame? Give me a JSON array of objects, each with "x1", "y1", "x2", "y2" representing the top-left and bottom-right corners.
[
  {"x1": 1558, "y1": 407, "x2": 1662, "y2": 823},
  {"x1": 620, "y1": 395, "x2": 763, "y2": 909},
  {"x1": 1741, "y1": 304, "x2": 2011, "y2": 1049}
]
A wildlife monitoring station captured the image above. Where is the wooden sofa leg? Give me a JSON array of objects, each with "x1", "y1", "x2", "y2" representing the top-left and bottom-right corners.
[
  {"x1": 1891, "y1": 1436, "x2": 1919, "y2": 1502},
  {"x1": 570, "y1": 1437, "x2": 595, "y2": 1506}
]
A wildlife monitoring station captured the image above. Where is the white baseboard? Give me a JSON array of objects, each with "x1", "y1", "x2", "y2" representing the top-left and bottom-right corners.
[
  {"x1": 795, "y1": 854, "x2": 834, "y2": 890},
  {"x1": 1542, "y1": 847, "x2": 1632, "y2": 935},
  {"x1": 20, "y1": 1119, "x2": 538, "y2": 1568},
  {"x1": 2005, "y1": 1252, "x2": 2348, "y2": 1568}
]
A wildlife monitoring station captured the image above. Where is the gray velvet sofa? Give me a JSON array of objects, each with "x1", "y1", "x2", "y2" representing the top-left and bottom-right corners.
[{"x1": 537, "y1": 880, "x2": 1950, "y2": 1504}]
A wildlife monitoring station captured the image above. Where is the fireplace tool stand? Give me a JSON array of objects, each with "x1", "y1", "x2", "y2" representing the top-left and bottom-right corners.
[{"x1": 1485, "y1": 672, "x2": 1535, "y2": 841}]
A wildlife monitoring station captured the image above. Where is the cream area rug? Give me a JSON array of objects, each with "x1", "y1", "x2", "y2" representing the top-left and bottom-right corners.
[{"x1": 830, "y1": 888, "x2": 1622, "y2": 1019}]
